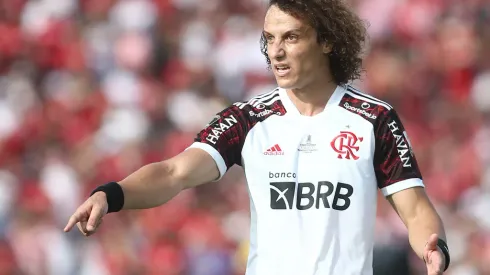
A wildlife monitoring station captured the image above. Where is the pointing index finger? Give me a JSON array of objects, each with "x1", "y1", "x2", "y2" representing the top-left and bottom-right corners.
[{"x1": 64, "y1": 212, "x2": 82, "y2": 232}]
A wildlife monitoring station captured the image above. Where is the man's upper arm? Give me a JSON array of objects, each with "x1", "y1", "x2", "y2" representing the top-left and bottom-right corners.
[
  {"x1": 374, "y1": 108, "x2": 424, "y2": 196},
  {"x1": 166, "y1": 148, "x2": 221, "y2": 189}
]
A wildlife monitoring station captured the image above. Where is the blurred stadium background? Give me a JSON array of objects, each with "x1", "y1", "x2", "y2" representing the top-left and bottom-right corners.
[{"x1": 0, "y1": 0, "x2": 489, "y2": 274}]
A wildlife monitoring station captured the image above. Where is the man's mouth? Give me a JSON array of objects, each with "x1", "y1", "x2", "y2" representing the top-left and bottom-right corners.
[{"x1": 275, "y1": 64, "x2": 291, "y2": 76}]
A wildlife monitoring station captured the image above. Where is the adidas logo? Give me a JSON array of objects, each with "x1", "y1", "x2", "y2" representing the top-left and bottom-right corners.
[{"x1": 264, "y1": 144, "x2": 284, "y2": 156}]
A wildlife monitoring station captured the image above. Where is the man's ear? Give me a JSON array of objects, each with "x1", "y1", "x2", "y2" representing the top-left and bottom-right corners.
[{"x1": 323, "y1": 43, "x2": 332, "y2": 54}]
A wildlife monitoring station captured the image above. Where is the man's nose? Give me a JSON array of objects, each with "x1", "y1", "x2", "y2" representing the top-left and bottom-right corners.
[{"x1": 268, "y1": 40, "x2": 286, "y2": 61}]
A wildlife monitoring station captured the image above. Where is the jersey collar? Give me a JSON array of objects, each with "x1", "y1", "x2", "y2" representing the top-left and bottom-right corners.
[{"x1": 278, "y1": 85, "x2": 346, "y2": 117}]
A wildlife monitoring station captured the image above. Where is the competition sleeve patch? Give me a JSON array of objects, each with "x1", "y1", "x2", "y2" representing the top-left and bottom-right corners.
[{"x1": 374, "y1": 109, "x2": 423, "y2": 189}]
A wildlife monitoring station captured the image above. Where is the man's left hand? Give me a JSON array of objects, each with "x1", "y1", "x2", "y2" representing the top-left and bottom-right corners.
[{"x1": 424, "y1": 233, "x2": 445, "y2": 275}]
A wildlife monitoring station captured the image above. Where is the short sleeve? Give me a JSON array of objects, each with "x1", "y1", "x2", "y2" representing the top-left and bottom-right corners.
[
  {"x1": 187, "y1": 105, "x2": 248, "y2": 181},
  {"x1": 374, "y1": 109, "x2": 424, "y2": 196}
]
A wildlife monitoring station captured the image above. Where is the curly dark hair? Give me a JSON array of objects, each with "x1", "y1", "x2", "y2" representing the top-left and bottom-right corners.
[{"x1": 260, "y1": 0, "x2": 367, "y2": 85}]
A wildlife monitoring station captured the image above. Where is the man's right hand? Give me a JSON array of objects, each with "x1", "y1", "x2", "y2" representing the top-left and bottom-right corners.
[
  {"x1": 64, "y1": 192, "x2": 109, "y2": 236},
  {"x1": 63, "y1": 148, "x2": 220, "y2": 236}
]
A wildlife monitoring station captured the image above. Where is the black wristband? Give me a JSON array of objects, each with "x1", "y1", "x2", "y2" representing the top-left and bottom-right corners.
[
  {"x1": 90, "y1": 182, "x2": 124, "y2": 213},
  {"x1": 437, "y1": 238, "x2": 450, "y2": 271}
]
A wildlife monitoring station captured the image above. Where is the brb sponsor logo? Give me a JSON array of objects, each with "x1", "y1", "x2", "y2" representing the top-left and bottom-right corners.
[
  {"x1": 331, "y1": 131, "x2": 363, "y2": 160},
  {"x1": 270, "y1": 181, "x2": 353, "y2": 210},
  {"x1": 344, "y1": 102, "x2": 377, "y2": 119},
  {"x1": 205, "y1": 115, "x2": 237, "y2": 144},
  {"x1": 388, "y1": 120, "x2": 413, "y2": 167}
]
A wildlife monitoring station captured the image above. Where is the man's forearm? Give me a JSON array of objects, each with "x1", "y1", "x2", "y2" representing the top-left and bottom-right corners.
[
  {"x1": 117, "y1": 162, "x2": 183, "y2": 210},
  {"x1": 406, "y1": 205, "x2": 446, "y2": 259}
]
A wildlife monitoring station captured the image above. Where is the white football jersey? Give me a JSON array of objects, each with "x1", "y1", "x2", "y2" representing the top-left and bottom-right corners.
[{"x1": 188, "y1": 85, "x2": 424, "y2": 275}]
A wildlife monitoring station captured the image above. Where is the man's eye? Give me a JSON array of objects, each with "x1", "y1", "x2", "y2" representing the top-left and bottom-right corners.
[{"x1": 287, "y1": 35, "x2": 298, "y2": 41}]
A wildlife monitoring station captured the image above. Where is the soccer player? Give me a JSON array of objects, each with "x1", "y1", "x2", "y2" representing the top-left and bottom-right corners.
[{"x1": 64, "y1": 0, "x2": 450, "y2": 274}]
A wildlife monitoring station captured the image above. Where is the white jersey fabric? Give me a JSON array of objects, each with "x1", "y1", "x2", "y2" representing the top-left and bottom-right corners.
[{"x1": 188, "y1": 85, "x2": 424, "y2": 275}]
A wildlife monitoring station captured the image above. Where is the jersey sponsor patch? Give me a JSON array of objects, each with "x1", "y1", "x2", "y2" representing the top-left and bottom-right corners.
[
  {"x1": 205, "y1": 115, "x2": 238, "y2": 144},
  {"x1": 343, "y1": 101, "x2": 377, "y2": 119},
  {"x1": 249, "y1": 109, "x2": 274, "y2": 118},
  {"x1": 387, "y1": 120, "x2": 413, "y2": 167},
  {"x1": 339, "y1": 92, "x2": 388, "y2": 123},
  {"x1": 269, "y1": 181, "x2": 354, "y2": 211}
]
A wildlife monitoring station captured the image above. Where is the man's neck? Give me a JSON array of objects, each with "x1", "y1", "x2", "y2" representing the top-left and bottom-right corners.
[{"x1": 287, "y1": 80, "x2": 338, "y2": 117}]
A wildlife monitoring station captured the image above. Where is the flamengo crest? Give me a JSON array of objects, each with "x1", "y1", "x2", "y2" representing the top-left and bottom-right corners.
[{"x1": 331, "y1": 131, "x2": 363, "y2": 160}]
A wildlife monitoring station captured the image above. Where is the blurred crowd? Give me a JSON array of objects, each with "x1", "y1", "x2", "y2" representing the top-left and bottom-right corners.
[{"x1": 0, "y1": 0, "x2": 489, "y2": 274}]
